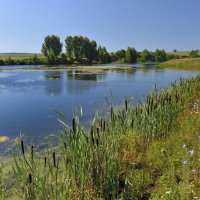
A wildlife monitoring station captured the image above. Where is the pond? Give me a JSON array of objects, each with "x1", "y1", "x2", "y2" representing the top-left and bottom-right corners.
[{"x1": 0, "y1": 64, "x2": 199, "y2": 152}]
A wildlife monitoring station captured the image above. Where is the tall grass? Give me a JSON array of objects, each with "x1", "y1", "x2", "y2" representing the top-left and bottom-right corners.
[
  {"x1": 4, "y1": 75, "x2": 200, "y2": 199},
  {"x1": 160, "y1": 58, "x2": 200, "y2": 70}
]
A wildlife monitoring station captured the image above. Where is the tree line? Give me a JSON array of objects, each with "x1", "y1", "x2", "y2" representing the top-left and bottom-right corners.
[
  {"x1": 41, "y1": 35, "x2": 169, "y2": 64},
  {"x1": 0, "y1": 34, "x2": 199, "y2": 66}
]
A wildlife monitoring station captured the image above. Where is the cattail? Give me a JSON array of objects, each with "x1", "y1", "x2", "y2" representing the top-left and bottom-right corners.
[
  {"x1": 53, "y1": 152, "x2": 56, "y2": 167},
  {"x1": 96, "y1": 138, "x2": 99, "y2": 146},
  {"x1": 29, "y1": 173, "x2": 32, "y2": 184},
  {"x1": 110, "y1": 106, "x2": 114, "y2": 120},
  {"x1": 103, "y1": 121, "x2": 106, "y2": 131},
  {"x1": 92, "y1": 138, "x2": 95, "y2": 145},
  {"x1": 100, "y1": 119, "x2": 103, "y2": 130},
  {"x1": 72, "y1": 118, "x2": 76, "y2": 133},
  {"x1": 31, "y1": 145, "x2": 34, "y2": 158},
  {"x1": 90, "y1": 129, "x2": 94, "y2": 139},
  {"x1": 135, "y1": 108, "x2": 138, "y2": 116},
  {"x1": 21, "y1": 140, "x2": 25, "y2": 155},
  {"x1": 64, "y1": 142, "x2": 67, "y2": 149},
  {"x1": 125, "y1": 99, "x2": 128, "y2": 112},
  {"x1": 131, "y1": 119, "x2": 134, "y2": 127},
  {"x1": 147, "y1": 106, "x2": 149, "y2": 115},
  {"x1": 90, "y1": 129, "x2": 95, "y2": 145},
  {"x1": 96, "y1": 128, "x2": 100, "y2": 138},
  {"x1": 85, "y1": 136, "x2": 89, "y2": 143},
  {"x1": 44, "y1": 156, "x2": 47, "y2": 167}
]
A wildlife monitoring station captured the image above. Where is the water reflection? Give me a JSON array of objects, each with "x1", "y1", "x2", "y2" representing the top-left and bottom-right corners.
[
  {"x1": 66, "y1": 70, "x2": 107, "y2": 94},
  {"x1": 66, "y1": 70, "x2": 97, "y2": 81},
  {"x1": 43, "y1": 71, "x2": 62, "y2": 80},
  {"x1": 43, "y1": 71, "x2": 64, "y2": 96}
]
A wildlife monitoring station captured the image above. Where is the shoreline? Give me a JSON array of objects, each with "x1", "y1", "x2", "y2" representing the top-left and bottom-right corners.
[{"x1": 0, "y1": 65, "x2": 136, "y2": 73}]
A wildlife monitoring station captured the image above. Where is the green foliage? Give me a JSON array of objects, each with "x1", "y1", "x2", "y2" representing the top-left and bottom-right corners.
[
  {"x1": 41, "y1": 35, "x2": 62, "y2": 64},
  {"x1": 155, "y1": 49, "x2": 167, "y2": 62},
  {"x1": 115, "y1": 49, "x2": 126, "y2": 60},
  {"x1": 98, "y1": 46, "x2": 111, "y2": 63},
  {"x1": 125, "y1": 47, "x2": 137, "y2": 63},
  {"x1": 112, "y1": 48, "x2": 168, "y2": 63},
  {"x1": 65, "y1": 36, "x2": 98, "y2": 63},
  {"x1": 138, "y1": 49, "x2": 154, "y2": 62},
  {"x1": 189, "y1": 50, "x2": 199, "y2": 58},
  {"x1": 0, "y1": 56, "x2": 46, "y2": 66},
  {"x1": 0, "y1": 37, "x2": 179, "y2": 66}
]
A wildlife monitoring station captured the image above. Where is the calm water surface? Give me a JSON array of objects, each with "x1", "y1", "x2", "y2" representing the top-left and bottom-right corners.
[{"x1": 0, "y1": 65, "x2": 199, "y2": 149}]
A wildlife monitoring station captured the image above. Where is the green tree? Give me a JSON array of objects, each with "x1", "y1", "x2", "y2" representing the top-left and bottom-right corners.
[
  {"x1": 115, "y1": 49, "x2": 126, "y2": 61},
  {"x1": 41, "y1": 35, "x2": 62, "y2": 64},
  {"x1": 139, "y1": 49, "x2": 153, "y2": 62},
  {"x1": 189, "y1": 50, "x2": 199, "y2": 58},
  {"x1": 32, "y1": 54, "x2": 40, "y2": 65},
  {"x1": 65, "y1": 36, "x2": 74, "y2": 62},
  {"x1": 98, "y1": 46, "x2": 111, "y2": 63},
  {"x1": 60, "y1": 53, "x2": 67, "y2": 64},
  {"x1": 125, "y1": 47, "x2": 137, "y2": 63},
  {"x1": 85, "y1": 40, "x2": 98, "y2": 63},
  {"x1": 65, "y1": 36, "x2": 98, "y2": 63},
  {"x1": 154, "y1": 49, "x2": 167, "y2": 62}
]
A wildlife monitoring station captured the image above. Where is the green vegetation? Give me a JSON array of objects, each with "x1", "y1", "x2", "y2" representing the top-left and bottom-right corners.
[
  {"x1": 1, "y1": 38, "x2": 200, "y2": 67},
  {"x1": 65, "y1": 36, "x2": 98, "y2": 64},
  {"x1": 0, "y1": 53, "x2": 47, "y2": 65},
  {"x1": 111, "y1": 48, "x2": 168, "y2": 63},
  {"x1": 0, "y1": 75, "x2": 200, "y2": 199},
  {"x1": 0, "y1": 35, "x2": 170, "y2": 66},
  {"x1": 98, "y1": 46, "x2": 111, "y2": 64},
  {"x1": 41, "y1": 35, "x2": 63, "y2": 64},
  {"x1": 189, "y1": 50, "x2": 199, "y2": 58},
  {"x1": 167, "y1": 50, "x2": 200, "y2": 59},
  {"x1": 160, "y1": 58, "x2": 200, "y2": 70},
  {"x1": 125, "y1": 47, "x2": 137, "y2": 63}
]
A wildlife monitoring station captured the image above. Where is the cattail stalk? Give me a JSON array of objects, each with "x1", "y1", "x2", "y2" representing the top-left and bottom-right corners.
[
  {"x1": 44, "y1": 156, "x2": 47, "y2": 167},
  {"x1": 72, "y1": 118, "x2": 76, "y2": 133},
  {"x1": 53, "y1": 152, "x2": 56, "y2": 167},
  {"x1": 29, "y1": 173, "x2": 32, "y2": 184},
  {"x1": 21, "y1": 140, "x2": 25, "y2": 155}
]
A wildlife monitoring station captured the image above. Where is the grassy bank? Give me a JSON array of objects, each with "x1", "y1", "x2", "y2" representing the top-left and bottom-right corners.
[
  {"x1": 160, "y1": 58, "x2": 200, "y2": 70},
  {"x1": 0, "y1": 75, "x2": 200, "y2": 199}
]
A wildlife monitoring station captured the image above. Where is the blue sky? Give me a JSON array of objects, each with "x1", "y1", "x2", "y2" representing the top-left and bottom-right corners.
[{"x1": 0, "y1": 0, "x2": 200, "y2": 53}]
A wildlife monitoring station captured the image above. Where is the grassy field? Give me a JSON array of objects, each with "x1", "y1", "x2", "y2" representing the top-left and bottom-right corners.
[
  {"x1": 167, "y1": 51, "x2": 190, "y2": 57},
  {"x1": 0, "y1": 53, "x2": 44, "y2": 59},
  {"x1": 167, "y1": 51, "x2": 200, "y2": 57},
  {"x1": 0, "y1": 75, "x2": 200, "y2": 199},
  {"x1": 0, "y1": 53, "x2": 46, "y2": 65},
  {"x1": 160, "y1": 58, "x2": 200, "y2": 70}
]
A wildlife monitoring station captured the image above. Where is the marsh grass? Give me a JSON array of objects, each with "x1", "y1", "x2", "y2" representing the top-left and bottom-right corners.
[
  {"x1": 160, "y1": 58, "x2": 200, "y2": 70},
  {"x1": 1, "y1": 75, "x2": 200, "y2": 199}
]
